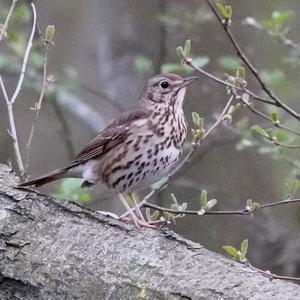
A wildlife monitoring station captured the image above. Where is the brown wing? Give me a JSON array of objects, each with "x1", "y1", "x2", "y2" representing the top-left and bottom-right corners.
[{"x1": 70, "y1": 108, "x2": 150, "y2": 165}]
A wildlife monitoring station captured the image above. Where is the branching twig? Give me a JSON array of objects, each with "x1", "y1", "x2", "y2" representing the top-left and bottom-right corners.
[
  {"x1": 0, "y1": 2, "x2": 37, "y2": 176},
  {"x1": 183, "y1": 58, "x2": 300, "y2": 139},
  {"x1": 206, "y1": 0, "x2": 300, "y2": 121},
  {"x1": 184, "y1": 57, "x2": 275, "y2": 106},
  {"x1": 10, "y1": 3, "x2": 37, "y2": 105},
  {"x1": 0, "y1": 0, "x2": 18, "y2": 43},
  {"x1": 142, "y1": 198, "x2": 300, "y2": 216},
  {"x1": 238, "y1": 97, "x2": 300, "y2": 136}
]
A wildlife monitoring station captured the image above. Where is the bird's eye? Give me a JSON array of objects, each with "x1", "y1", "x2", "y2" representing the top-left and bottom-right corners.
[{"x1": 160, "y1": 81, "x2": 169, "y2": 89}]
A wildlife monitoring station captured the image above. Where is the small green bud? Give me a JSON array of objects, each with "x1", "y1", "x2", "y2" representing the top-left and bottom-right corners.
[{"x1": 45, "y1": 25, "x2": 55, "y2": 42}]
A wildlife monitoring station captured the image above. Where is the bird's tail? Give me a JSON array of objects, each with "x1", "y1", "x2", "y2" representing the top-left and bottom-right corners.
[{"x1": 17, "y1": 167, "x2": 72, "y2": 187}]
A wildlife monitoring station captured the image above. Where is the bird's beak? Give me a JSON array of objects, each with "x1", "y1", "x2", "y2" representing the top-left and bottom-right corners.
[{"x1": 180, "y1": 76, "x2": 199, "y2": 88}]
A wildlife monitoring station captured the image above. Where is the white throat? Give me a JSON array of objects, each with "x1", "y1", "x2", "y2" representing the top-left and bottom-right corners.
[{"x1": 175, "y1": 87, "x2": 186, "y2": 110}]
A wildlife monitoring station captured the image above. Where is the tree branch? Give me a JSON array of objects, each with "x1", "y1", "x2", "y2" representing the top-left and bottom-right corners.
[
  {"x1": 142, "y1": 198, "x2": 300, "y2": 217},
  {"x1": 1, "y1": 163, "x2": 300, "y2": 298},
  {"x1": 206, "y1": 0, "x2": 300, "y2": 121}
]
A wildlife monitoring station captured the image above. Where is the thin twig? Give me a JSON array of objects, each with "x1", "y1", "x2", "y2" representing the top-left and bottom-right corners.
[
  {"x1": 25, "y1": 49, "x2": 48, "y2": 175},
  {"x1": 0, "y1": 0, "x2": 18, "y2": 43},
  {"x1": 246, "y1": 262, "x2": 300, "y2": 283},
  {"x1": 184, "y1": 58, "x2": 275, "y2": 106},
  {"x1": 239, "y1": 97, "x2": 300, "y2": 136},
  {"x1": 185, "y1": 58, "x2": 300, "y2": 139},
  {"x1": 142, "y1": 198, "x2": 300, "y2": 216},
  {"x1": 10, "y1": 2, "x2": 37, "y2": 105},
  {"x1": 0, "y1": 3, "x2": 37, "y2": 176},
  {"x1": 0, "y1": 76, "x2": 24, "y2": 174},
  {"x1": 206, "y1": 0, "x2": 300, "y2": 121}
]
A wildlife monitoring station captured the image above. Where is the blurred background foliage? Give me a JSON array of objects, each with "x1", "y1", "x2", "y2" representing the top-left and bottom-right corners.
[{"x1": 1, "y1": 0, "x2": 300, "y2": 277}]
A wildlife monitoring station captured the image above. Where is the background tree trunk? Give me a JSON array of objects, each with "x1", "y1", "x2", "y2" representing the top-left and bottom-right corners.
[{"x1": 0, "y1": 164, "x2": 299, "y2": 300}]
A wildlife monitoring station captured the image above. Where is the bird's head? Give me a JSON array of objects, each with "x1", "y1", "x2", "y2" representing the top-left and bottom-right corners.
[{"x1": 141, "y1": 73, "x2": 198, "y2": 109}]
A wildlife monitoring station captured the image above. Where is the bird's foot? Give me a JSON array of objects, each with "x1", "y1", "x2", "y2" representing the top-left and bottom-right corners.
[{"x1": 120, "y1": 215, "x2": 157, "y2": 229}]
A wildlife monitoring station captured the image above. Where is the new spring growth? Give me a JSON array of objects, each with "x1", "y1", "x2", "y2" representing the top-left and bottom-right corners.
[
  {"x1": 176, "y1": 39, "x2": 192, "y2": 64},
  {"x1": 43, "y1": 25, "x2": 55, "y2": 50},
  {"x1": 191, "y1": 112, "x2": 205, "y2": 144},
  {"x1": 223, "y1": 239, "x2": 248, "y2": 263},
  {"x1": 216, "y1": 3, "x2": 232, "y2": 25},
  {"x1": 198, "y1": 189, "x2": 217, "y2": 215}
]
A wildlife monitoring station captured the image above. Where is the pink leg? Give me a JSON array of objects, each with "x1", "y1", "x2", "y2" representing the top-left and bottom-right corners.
[{"x1": 118, "y1": 194, "x2": 156, "y2": 229}]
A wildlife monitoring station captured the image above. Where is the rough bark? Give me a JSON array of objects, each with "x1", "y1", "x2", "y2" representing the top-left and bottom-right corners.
[{"x1": 0, "y1": 164, "x2": 299, "y2": 300}]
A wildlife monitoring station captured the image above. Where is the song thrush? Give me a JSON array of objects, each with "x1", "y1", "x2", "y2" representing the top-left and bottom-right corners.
[{"x1": 18, "y1": 73, "x2": 198, "y2": 227}]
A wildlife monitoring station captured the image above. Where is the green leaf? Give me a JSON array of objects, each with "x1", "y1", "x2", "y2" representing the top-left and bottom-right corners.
[
  {"x1": 192, "y1": 112, "x2": 200, "y2": 127},
  {"x1": 285, "y1": 179, "x2": 300, "y2": 195},
  {"x1": 200, "y1": 189, "x2": 208, "y2": 208},
  {"x1": 240, "y1": 239, "x2": 248, "y2": 261},
  {"x1": 216, "y1": 3, "x2": 232, "y2": 20},
  {"x1": 271, "y1": 112, "x2": 278, "y2": 124},
  {"x1": 262, "y1": 11, "x2": 293, "y2": 31},
  {"x1": 176, "y1": 46, "x2": 185, "y2": 58},
  {"x1": 223, "y1": 245, "x2": 238, "y2": 260},
  {"x1": 206, "y1": 199, "x2": 217, "y2": 210},
  {"x1": 151, "y1": 210, "x2": 160, "y2": 221},
  {"x1": 181, "y1": 202, "x2": 188, "y2": 210},
  {"x1": 272, "y1": 10, "x2": 293, "y2": 26},
  {"x1": 170, "y1": 193, "x2": 178, "y2": 205},
  {"x1": 45, "y1": 25, "x2": 55, "y2": 42},
  {"x1": 265, "y1": 128, "x2": 273, "y2": 139},
  {"x1": 184, "y1": 39, "x2": 191, "y2": 57},
  {"x1": 225, "y1": 5, "x2": 232, "y2": 19},
  {"x1": 192, "y1": 56, "x2": 210, "y2": 68},
  {"x1": 251, "y1": 125, "x2": 268, "y2": 138},
  {"x1": 236, "y1": 66, "x2": 246, "y2": 80},
  {"x1": 275, "y1": 131, "x2": 287, "y2": 142}
]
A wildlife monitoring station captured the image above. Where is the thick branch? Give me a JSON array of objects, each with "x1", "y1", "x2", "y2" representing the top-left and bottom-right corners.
[{"x1": 1, "y1": 164, "x2": 300, "y2": 299}]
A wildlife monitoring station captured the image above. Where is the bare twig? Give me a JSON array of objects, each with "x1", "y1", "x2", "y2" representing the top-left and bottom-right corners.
[
  {"x1": 183, "y1": 58, "x2": 300, "y2": 139},
  {"x1": 10, "y1": 2, "x2": 37, "y2": 105},
  {"x1": 0, "y1": 3, "x2": 37, "y2": 176},
  {"x1": 25, "y1": 49, "x2": 49, "y2": 175},
  {"x1": 142, "y1": 198, "x2": 300, "y2": 216},
  {"x1": 206, "y1": 0, "x2": 300, "y2": 121},
  {"x1": 183, "y1": 57, "x2": 275, "y2": 106},
  {"x1": 238, "y1": 97, "x2": 300, "y2": 136},
  {"x1": 0, "y1": 0, "x2": 18, "y2": 43},
  {"x1": 246, "y1": 262, "x2": 300, "y2": 283},
  {"x1": 0, "y1": 76, "x2": 24, "y2": 174},
  {"x1": 243, "y1": 17, "x2": 300, "y2": 57}
]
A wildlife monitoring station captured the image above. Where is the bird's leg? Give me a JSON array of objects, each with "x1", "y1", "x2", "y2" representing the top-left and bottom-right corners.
[
  {"x1": 118, "y1": 193, "x2": 156, "y2": 228},
  {"x1": 120, "y1": 193, "x2": 151, "y2": 219},
  {"x1": 131, "y1": 193, "x2": 146, "y2": 222}
]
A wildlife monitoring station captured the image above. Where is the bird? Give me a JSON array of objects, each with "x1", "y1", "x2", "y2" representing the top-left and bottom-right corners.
[{"x1": 18, "y1": 73, "x2": 198, "y2": 227}]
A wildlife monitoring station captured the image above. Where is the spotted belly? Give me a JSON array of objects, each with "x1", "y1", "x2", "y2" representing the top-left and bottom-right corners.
[{"x1": 103, "y1": 142, "x2": 181, "y2": 193}]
